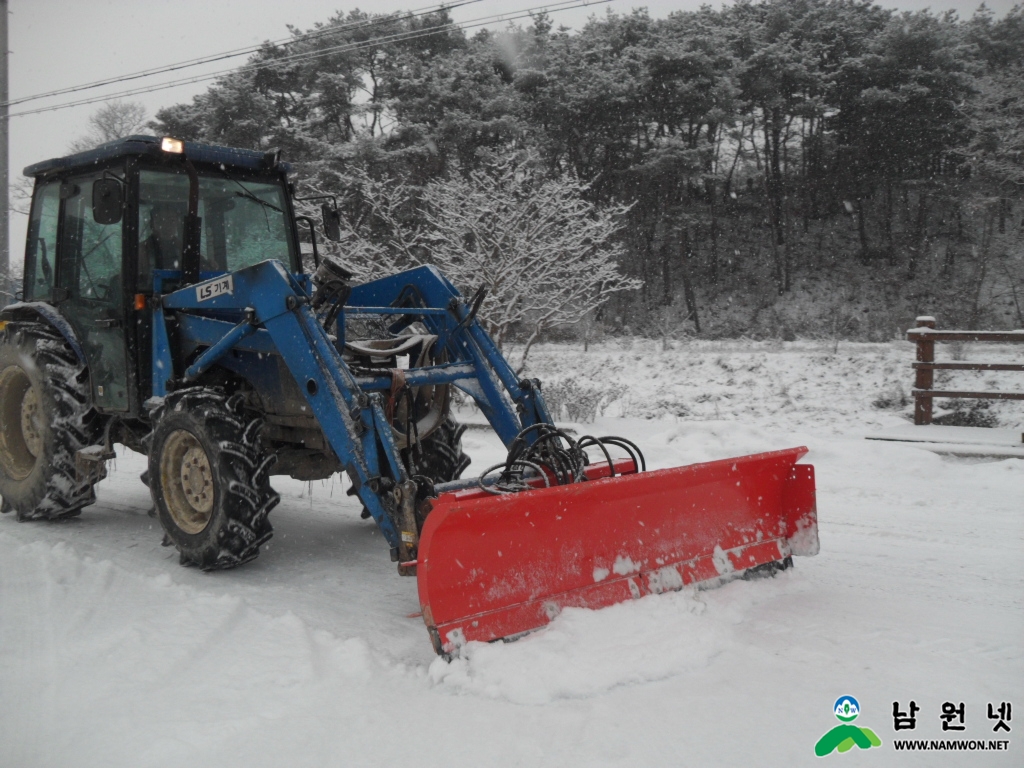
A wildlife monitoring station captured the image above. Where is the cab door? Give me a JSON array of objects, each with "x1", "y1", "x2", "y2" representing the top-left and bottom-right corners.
[{"x1": 57, "y1": 171, "x2": 129, "y2": 411}]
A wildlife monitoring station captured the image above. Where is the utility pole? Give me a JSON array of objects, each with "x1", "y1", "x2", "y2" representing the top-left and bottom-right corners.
[{"x1": 0, "y1": 0, "x2": 8, "y2": 305}]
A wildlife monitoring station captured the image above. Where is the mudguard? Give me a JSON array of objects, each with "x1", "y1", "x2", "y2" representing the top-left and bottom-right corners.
[
  {"x1": 0, "y1": 301, "x2": 86, "y2": 364},
  {"x1": 416, "y1": 447, "x2": 817, "y2": 654}
]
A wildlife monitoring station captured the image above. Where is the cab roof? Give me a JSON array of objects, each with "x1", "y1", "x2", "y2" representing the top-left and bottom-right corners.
[{"x1": 23, "y1": 135, "x2": 291, "y2": 178}]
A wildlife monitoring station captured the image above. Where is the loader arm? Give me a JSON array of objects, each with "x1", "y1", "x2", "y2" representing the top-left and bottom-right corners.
[{"x1": 152, "y1": 260, "x2": 553, "y2": 557}]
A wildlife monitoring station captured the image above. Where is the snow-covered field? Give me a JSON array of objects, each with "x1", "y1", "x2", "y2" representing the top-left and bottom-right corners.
[{"x1": 2, "y1": 340, "x2": 1021, "y2": 767}]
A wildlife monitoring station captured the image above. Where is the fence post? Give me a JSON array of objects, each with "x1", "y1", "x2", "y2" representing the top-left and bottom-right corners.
[{"x1": 913, "y1": 316, "x2": 936, "y2": 425}]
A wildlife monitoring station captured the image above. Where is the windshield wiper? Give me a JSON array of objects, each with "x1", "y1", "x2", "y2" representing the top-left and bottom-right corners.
[
  {"x1": 233, "y1": 187, "x2": 283, "y2": 213},
  {"x1": 215, "y1": 166, "x2": 284, "y2": 214}
]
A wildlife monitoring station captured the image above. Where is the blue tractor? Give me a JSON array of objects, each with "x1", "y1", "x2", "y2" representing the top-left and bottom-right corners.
[{"x1": 0, "y1": 136, "x2": 818, "y2": 654}]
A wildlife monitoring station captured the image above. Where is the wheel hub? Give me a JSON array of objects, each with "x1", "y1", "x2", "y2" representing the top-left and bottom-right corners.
[
  {"x1": 160, "y1": 430, "x2": 215, "y2": 533},
  {"x1": 21, "y1": 386, "x2": 43, "y2": 458},
  {"x1": 0, "y1": 365, "x2": 42, "y2": 480},
  {"x1": 180, "y1": 445, "x2": 213, "y2": 513}
]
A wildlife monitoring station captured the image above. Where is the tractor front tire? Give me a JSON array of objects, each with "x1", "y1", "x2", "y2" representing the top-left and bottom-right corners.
[
  {"x1": 412, "y1": 414, "x2": 471, "y2": 484},
  {"x1": 0, "y1": 320, "x2": 104, "y2": 519},
  {"x1": 148, "y1": 388, "x2": 279, "y2": 570}
]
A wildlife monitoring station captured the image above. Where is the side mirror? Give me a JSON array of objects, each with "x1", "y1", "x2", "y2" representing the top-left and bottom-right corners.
[
  {"x1": 92, "y1": 178, "x2": 123, "y2": 225},
  {"x1": 321, "y1": 203, "x2": 341, "y2": 242}
]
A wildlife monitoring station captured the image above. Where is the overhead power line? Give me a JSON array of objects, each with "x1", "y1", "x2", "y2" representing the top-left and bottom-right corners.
[
  {"x1": 2, "y1": 0, "x2": 485, "y2": 109},
  {"x1": 5, "y1": 0, "x2": 610, "y2": 119}
]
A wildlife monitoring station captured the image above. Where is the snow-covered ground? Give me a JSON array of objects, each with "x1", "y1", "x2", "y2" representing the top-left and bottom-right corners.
[{"x1": 2, "y1": 340, "x2": 1021, "y2": 767}]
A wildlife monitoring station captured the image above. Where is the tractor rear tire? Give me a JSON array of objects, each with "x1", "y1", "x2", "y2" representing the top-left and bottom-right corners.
[
  {"x1": 0, "y1": 320, "x2": 105, "y2": 519},
  {"x1": 148, "y1": 388, "x2": 279, "y2": 570},
  {"x1": 411, "y1": 414, "x2": 471, "y2": 484}
]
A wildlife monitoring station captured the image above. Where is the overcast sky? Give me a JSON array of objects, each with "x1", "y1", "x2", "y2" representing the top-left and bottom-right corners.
[{"x1": 6, "y1": 0, "x2": 1014, "y2": 259}]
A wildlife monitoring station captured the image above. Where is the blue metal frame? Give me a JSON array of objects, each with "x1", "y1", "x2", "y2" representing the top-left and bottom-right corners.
[{"x1": 150, "y1": 260, "x2": 554, "y2": 552}]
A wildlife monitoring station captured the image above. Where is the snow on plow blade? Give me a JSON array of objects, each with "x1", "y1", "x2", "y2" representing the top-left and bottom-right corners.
[{"x1": 417, "y1": 447, "x2": 817, "y2": 655}]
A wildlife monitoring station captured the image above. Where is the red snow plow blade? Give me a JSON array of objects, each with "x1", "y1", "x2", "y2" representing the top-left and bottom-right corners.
[{"x1": 416, "y1": 447, "x2": 817, "y2": 655}]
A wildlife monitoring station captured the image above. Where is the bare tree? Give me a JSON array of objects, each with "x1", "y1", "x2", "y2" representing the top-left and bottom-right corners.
[
  {"x1": 9, "y1": 175, "x2": 33, "y2": 216},
  {"x1": 337, "y1": 155, "x2": 641, "y2": 370},
  {"x1": 68, "y1": 100, "x2": 148, "y2": 153}
]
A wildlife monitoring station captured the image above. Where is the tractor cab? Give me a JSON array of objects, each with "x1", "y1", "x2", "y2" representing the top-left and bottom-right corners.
[{"x1": 21, "y1": 135, "x2": 309, "y2": 416}]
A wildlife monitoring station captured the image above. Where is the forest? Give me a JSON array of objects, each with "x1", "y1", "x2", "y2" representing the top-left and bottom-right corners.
[{"x1": 151, "y1": 0, "x2": 1024, "y2": 343}]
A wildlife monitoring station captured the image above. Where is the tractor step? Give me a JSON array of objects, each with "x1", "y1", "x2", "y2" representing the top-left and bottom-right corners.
[
  {"x1": 416, "y1": 447, "x2": 817, "y2": 655},
  {"x1": 74, "y1": 445, "x2": 116, "y2": 484}
]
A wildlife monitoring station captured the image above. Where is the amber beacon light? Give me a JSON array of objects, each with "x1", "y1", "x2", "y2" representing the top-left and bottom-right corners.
[{"x1": 160, "y1": 137, "x2": 184, "y2": 154}]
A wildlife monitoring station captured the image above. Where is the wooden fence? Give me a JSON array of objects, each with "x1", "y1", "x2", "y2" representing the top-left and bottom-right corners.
[{"x1": 906, "y1": 316, "x2": 1024, "y2": 425}]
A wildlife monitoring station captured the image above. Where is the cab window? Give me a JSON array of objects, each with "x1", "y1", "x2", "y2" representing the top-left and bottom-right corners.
[
  {"x1": 24, "y1": 181, "x2": 60, "y2": 300},
  {"x1": 58, "y1": 175, "x2": 124, "y2": 304},
  {"x1": 138, "y1": 168, "x2": 295, "y2": 289}
]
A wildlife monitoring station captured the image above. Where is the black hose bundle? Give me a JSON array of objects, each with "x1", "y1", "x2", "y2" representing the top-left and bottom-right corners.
[{"x1": 479, "y1": 423, "x2": 645, "y2": 494}]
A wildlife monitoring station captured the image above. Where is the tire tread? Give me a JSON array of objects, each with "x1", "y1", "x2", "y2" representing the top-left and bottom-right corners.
[
  {"x1": 149, "y1": 387, "x2": 279, "y2": 570},
  {"x1": 0, "y1": 320, "x2": 105, "y2": 520}
]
